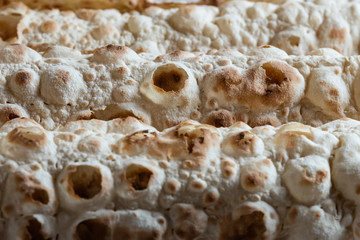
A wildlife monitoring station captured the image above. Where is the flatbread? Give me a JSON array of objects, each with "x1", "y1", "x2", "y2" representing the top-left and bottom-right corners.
[
  {"x1": 0, "y1": 0, "x2": 226, "y2": 11},
  {"x1": 0, "y1": 0, "x2": 357, "y2": 55},
  {"x1": 0, "y1": 116, "x2": 358, "y2": 239},
  {"x1": 0, "y1": 43, "x2": 358, "y2": 131}
]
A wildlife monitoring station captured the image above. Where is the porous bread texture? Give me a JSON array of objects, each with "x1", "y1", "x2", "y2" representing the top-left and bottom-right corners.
[
  {"x1": 0, "y1": 0, "x2": 358, "y2": 55},
  {"x1": 0, "y1": 0, "x2": 226, "y2": 12},
  {"x1": 1, "y1": 44, "x2": 360, "y2": 131},
  {"x1": 1, "y1": 117, "x2": 360, "y2": 239},
  {"x1": 283, "y1": 205, "x2": 346, "y2": 240},
  {"x1": 4, "y1": 214, "x2": 56, "y2": 240}
]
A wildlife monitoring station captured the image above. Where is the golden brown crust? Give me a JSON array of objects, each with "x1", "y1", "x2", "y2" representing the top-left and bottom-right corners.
[
  {"x1": 14, "y1": 172, "x2": 50, "y2": 205},
  {"x1": 203, "y1": 110, "x2": 235, "y2": 128},
  {"x1": 7, "y1": 126, "x2": 47, "y2": 148},
  {"x1": 0, "y1": 105, "x2": 23, "y2": 124}
]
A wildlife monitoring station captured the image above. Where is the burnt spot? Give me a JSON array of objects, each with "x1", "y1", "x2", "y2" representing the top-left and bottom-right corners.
[{"x1": 204, "y1": 110, "x2": 235, "y2": 128}]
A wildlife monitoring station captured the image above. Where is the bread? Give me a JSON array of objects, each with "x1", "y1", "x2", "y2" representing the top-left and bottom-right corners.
[
  {"x1": 0, "y1": 0, "x2": 358, "y2": 55},
  {"x1": 0, "y1": 116, "x2": 359, "y2": 239},
  {"x1": 1, "y1": 43, "x2": 360, "y2": 131},
  {"x1": 0, "y1": 0, "x2": 226, "y2": 11}
]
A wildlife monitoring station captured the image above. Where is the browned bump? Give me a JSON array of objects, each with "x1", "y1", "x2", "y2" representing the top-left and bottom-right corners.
[
  {"x1": 314, "y1": 211, "x2": 322, "y2": 220},
  {"x1": 204, "y1": 191, "x2": 219, "y2": 205},
  {"x1": 233, "y1": 131, "x2": 254, "y2": 151},
  {"x1": 242, "y1": 172, "x2": 266, "y2": 190},
  {"x1": 221, "y1": 159, "x2": 236, "y2": 178},
  {"x1": 125, "y1": 164, "x2": 153, "y2": 191},
  {"x1": 67, "y1": 165, "x2": 102, "y2": 199},
  {"x1": 75, "y1": 219, "x2": 111, "y2": 240},
  {"x1": 302, "y1": 169, "x2": 328, "y2": 185},
  {"x1": 204, "y1": 110, "x2": 235, "y2": 128},
  {"x1": 14, "y1": 70, "x2": 32, "y2": 86},
  {"x1": 329, "y1": 28, "x2": 346, "y2": 42},
  {"x1": 248, "y1": 116, "x2": 281, "y2": 128},
  {"x1": 152, "y1": 64, "x2": 187, "y2": 92},
  {"x1": 55, "y1": 69, "x2": 70, "y2": 84},
  {"x1": 40, "y1": 20, "x2": 58, "y2": 33},
  {"x1": 92, "y1": 44, "x2": 126, "y2": 58},
  {"x1": 23, "y1": 218, "x2": 50, "y2": 240},
  {"x1": 165, "y1": 179, "x2": 180, "y2": 193},
  {"x1": 0, "y1": 106, "x2": 22, "y2": 123},
  {"x1": 213, "y1": 67, "x2": 243, "y2": 95},
  {"x1": 7, "y1": 126, "x2": 47, "y2": 148}
]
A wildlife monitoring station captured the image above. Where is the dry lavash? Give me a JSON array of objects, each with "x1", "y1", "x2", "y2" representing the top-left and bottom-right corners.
[
  {"x1": 0, "y1": 116, "x2": 360, "y2": 239},
  {"x1": 0, "y1": 43, "x2": 359, "y2": 130},
  {"x1": 0, "y1": 0, "x2": 358, "y2": 55},
  {"x1": 0, "y1": 0, "x2": 228, "y2": 12}
]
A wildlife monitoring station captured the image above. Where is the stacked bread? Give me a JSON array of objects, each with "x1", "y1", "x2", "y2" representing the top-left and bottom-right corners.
[
  {"x1": 0, "y1": 0, "x2": 359, "y2": 55},
  {"x1": 1, "y1": 0, "x2": 360, "y2": 239},
  {"x1": 0, "y1": 43, "x2": 359, "y2": 131},
  {"x1": 1, "y1": 116, "x2": 360, "y2": 240}
]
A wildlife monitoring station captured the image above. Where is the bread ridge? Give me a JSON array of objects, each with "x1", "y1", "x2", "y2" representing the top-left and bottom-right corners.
[
  {"x1": 0, "y1": 0, "x2": 357, "y2": 55},
  {"x1": 0, "y1": 117, "x2": 358, "y2": 239},
  {"x1": 0, "y1": 43, "x2": 358, "y2": 131}
]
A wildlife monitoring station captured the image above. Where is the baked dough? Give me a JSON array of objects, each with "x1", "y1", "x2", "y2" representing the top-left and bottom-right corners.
[
  {"x1": 0, "y1": 43, "x2": 359, "y2": 130},
  {"x1": 0, "y1": 0, "x2": 358, "y2": 55},
  {"x1": 0, "y1": 117, "x2": 358, "y2": 239}
]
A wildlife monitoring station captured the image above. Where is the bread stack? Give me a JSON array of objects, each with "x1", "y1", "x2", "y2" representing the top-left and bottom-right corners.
[{"x1": 1, "y1": 0, "x2": 360, "y2": 239}]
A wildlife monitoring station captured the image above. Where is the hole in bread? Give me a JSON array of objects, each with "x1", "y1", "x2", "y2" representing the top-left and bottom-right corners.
[
  {"x1": 24, "y1": 218, "x2": 49, "y2": 240},
  {"x1": 236, "y1": 211, "x2": 266, "y2": 239},
  {"x1": 68, "y1": 165, "x2": 102, "y2": 199},
  {"x1": 125, "y1": 164, "x2": 153, "y2": 191},
  {"x1": 31, "y1": 188, "x2": 49, "y2": 204},
  {"x1": 75, "y1": 219, "x2": 111, "y2": 240},
  {"x1": 221, "y1": 211, "x2": 266, "y2": 240},
  {"x1": 153, "y1": 64, "x2": 187, "y2": 92},
  {"x1": 288, "y1": 36, "x2": 300, "y2": 47},
  {"x1": 262, "y1": 62, "x2": 287, "y2": 86},
  {"x1": 8, "y1": 112, "x2": 20, "y2": 120}
]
